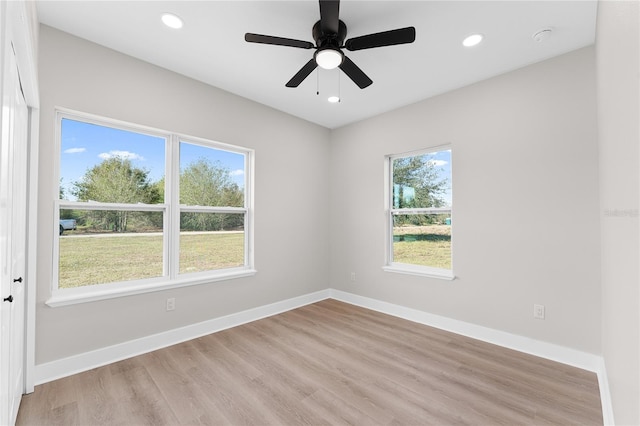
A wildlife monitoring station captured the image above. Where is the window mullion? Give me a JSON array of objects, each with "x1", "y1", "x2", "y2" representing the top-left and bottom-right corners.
[
  {"x1": 58, "y1": 201, "x2": 167, "y2": 212},
  {"x1": 168, "y1": 134, "x2": 181, "y2": 280},
  {"x1": 179, "y1": 206, "x2": 246, "y2": 214},
  {"x1": 245, "y1": 149, "x2": 254, "y2": 269},
  {"x1": 391, "y1": 207, "x2": 452, "y2": 215},
  {"x1": 386, "y1": 156, "x2": 394, "y2": 265}
]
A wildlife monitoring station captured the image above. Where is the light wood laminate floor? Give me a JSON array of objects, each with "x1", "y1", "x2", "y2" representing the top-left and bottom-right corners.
[{"x1": 17, "y1": 299, "x2": 603, "y2": 425}]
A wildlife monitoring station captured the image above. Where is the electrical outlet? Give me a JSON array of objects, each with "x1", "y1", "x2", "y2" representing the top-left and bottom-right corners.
[
  {"x1": 533, "y1": 304, "x2": 545, "y2": 319},
  {"x1": 350, "y1": 272, "x2": 356, "y2": 282},
  {"x1": 166, "y1": 298, "x2": 175, "y2": 311}
]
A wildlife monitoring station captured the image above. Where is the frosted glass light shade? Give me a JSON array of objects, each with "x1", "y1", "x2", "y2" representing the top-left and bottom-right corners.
[{"x1": 315, "y1": 49, "x2": 343, "y2": 70}]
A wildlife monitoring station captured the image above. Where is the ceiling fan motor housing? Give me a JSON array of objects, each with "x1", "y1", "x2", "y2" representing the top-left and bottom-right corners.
[{"x1": 312, "y1": 20, "x2": 347, "y2": 49}]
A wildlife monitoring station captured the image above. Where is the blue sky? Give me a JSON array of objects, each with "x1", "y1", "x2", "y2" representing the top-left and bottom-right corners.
[
  {"x1": 60, "y1": 118, "x2": 245, "y2": 200},
  {"x1": 60, "y1": 118, "x2": 451, "y2": 206},
  {"x1": 422, "y1": 149, "x2": 452, "y2": 206},
  {"x1": 392, "y1": 149, "x2": 452, "y2": 207},
  {"x1": 429, "y1": 149, "x2": 452, "y2": 206}
]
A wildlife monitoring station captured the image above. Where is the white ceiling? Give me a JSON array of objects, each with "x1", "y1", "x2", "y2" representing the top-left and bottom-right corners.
[{"x1": 35, "y1": 1, "x2": 597, "y2": 129}]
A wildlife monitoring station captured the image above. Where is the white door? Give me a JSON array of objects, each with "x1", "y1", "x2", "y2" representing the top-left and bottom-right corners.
[
  {"x1": 9, "y1": 43, "x2": 27, "y2": 423},
  {"x1": 0, "y1": 39, "x2": 28, "y2": 425}
]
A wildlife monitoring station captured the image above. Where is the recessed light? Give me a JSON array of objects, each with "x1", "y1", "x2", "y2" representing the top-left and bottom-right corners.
[
  {"x1": 161, "y1": 13, "x2": 183, "y2": 29},
  {"x1": 328, "y1": 96, "x2": 340, "y2": 103},
  {"x1": 462, "y1": 34, "x2": 483, "y2": 47}
]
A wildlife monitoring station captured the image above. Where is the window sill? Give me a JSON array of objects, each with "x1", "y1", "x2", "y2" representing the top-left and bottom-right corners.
[
  {"x1": 383, "y1": 264, "x2": 455, "y2": 280},
  {"x1": 46, "y1": 268, "x2": 257, "y2": 307}
]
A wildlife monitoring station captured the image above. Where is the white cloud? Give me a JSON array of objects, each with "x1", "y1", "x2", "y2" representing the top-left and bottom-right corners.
[
  {"x1": 98, "y1": 150, "x2": 145, "y2": 161},
  {"x1": 230, "y1": 169, "x2": 244, "y2": 176},
  {"x1": 64, "y1": 147, "x2": 86, "y2": 154},
  {"x1": 428, "y1": 159, "x2": 448, "y2": 167}
]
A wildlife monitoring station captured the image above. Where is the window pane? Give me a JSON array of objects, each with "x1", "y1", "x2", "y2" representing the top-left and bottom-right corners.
[
  {"x1": 392, "y1": 150, "x2": 451, "y2": 209},
  {"x1": 58, "y1": 209, "x2": 164, "y2": 288},
  {"x1": 180, "y1": 212, "x2": 245, "y2": 274},
  {"x1": 392, "y1": 214, "x2": 451, "y2": 269},
  {"x1": 180, "y1": 141, "x2": 245, "y2": 207},
  {"x1": 60, "y1": 118, "x2": 165, "y2": 203}
]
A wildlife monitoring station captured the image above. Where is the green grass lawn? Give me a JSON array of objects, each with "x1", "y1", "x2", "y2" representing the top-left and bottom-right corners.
[
  {"x1": 58, "y1": 232, "x2": 244, "y2": 288},
  {"x1": 59, "y1": 226, "x2": 449, "y2": 289},
  {"x1": 180, "y1": 233, "x2": 244, "y2": 274},
  {"x1": 393, "y1": 225, "x2": 451, "y2": 269}
]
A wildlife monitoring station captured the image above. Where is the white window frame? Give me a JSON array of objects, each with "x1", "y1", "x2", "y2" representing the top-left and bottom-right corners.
[
  {"x1": 48, "y1": 108, "x2": 255, "y2": 307},
  {"x1": 383, "y1": 145, "x2": 454, "y2": 280}
]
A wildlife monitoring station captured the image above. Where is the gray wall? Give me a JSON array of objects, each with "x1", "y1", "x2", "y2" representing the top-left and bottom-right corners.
[
  {"x1": 38, "y1": 18, "x2": 609, "y2": 393},
  {"x1": 596, "y1": 1, "x2": 640, "y2": 424},
  {"x1": 329, "y1": 47, "x2": 602, "y2": 354},
  {"x1": 36, "y1": 25, "x2": 331, "y2": 364}
]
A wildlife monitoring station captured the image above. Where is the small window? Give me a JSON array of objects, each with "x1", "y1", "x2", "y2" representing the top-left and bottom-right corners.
[
  {"x1": 384, "y1": 147, "x2": 453, "y2": 279},
  {"x1": 52, "y1": 110, "x2": 254, "y2": 305}
]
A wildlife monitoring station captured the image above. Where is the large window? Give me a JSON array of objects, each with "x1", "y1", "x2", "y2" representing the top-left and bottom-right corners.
[
  {"x1": 51, "y1": 110, "x2": 254, "y2": 305},
  {"x1": 384, "y1": 146, "x2": 453, "y2": 279}
]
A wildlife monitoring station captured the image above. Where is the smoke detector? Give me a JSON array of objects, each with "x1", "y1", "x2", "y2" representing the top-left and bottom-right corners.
[{"x1": 533, "y1": 28, "x2": 553, "y2": 42}]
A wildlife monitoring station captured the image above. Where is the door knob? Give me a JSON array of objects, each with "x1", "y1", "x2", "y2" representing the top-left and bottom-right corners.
[
  {"x1": 13, "y1": 277, "x2": 22, "y2": 283},
  {"x1": 3, "y1": 295, "x2": 13, "y2": 303}
]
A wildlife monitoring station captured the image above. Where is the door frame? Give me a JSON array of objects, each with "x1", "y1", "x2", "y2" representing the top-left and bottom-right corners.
[{"x1": 0, "y1": 0, "x2": 39, "y2": 398}]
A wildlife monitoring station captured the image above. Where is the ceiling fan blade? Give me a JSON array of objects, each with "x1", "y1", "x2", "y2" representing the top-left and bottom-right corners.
[
  {"x1": 339, "y1": 56, "x2": 372, "y2": 89},
  {"x1": 286, "y1": 59, "x2": 318, "y2": 87},
  {"x1": 245, "y1": 33, "x2": 314, "y2": 49},
  {"x1": 319, "y1": 0, "x2": 340, "y2": 34},
  {"x1": 345, "y1": 27, "x2": 416, "y2": 51}
]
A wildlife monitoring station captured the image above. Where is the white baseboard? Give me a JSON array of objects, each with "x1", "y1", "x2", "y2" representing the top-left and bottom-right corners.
[
  {"x1": 34, "y1": 287, "x2": 612, "y2": 426},
  {"x1": 596, "y1": 358, "x2": 615, "y2": 425},
  {"x1": 34, "y1": 289, "x2": 331, "y2": 385},
  {"x1": 329, "y1": 289, "x2": 612, "y2": 425}
]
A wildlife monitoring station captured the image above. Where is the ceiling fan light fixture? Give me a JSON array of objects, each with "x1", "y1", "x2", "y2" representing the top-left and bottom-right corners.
[
  {"x1": 245, "y1": 0, "x2": 416, "y2": 89},
  {"x1": 161, "y1": 13, "x2": 183, "y2": 29},
  {"x1": 315, "y1": 48, "x2": 343, "y2": 70},
  {"x1": 462, "y1": 33, "x2": 483, "y2": 47}
]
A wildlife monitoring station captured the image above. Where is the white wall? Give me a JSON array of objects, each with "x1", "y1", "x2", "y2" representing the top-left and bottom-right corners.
[
  {"x1": 329, "y1": 47, "x2": 602, "y2": 354},
  {"x1": 36, "y1": 26, "x2": 330, "y2": 364},
  {"x1": 596, "y1": 1, "x2": 640, "y2": 424}
]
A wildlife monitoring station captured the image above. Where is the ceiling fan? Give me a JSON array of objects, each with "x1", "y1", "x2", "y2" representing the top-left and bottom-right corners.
[{"x1": 245, "y1": 0, "x2": 416, "y2": 89}]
